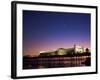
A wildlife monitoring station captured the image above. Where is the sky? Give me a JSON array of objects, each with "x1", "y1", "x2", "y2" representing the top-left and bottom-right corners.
[{"x1": 23, "y1": 10, "x2": 91, "y2": 56}]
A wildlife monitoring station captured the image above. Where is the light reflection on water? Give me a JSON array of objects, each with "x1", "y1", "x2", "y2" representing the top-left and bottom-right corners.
[{"x1": 23, "y1": 56, "x2": 91, "y2": 69}]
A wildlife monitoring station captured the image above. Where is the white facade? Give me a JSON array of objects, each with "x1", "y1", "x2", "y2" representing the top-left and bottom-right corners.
[
  {"x1": 74, "y1": 45, "x2": 84, "y2": 53},
  {"x1": 39, "y1": 45, "x2": 89, "y2": 56}
]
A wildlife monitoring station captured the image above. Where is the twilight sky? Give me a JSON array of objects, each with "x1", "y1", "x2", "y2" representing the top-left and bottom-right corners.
[{"x1": 23, "y1": 10, "x2": 91, "y2": 56}]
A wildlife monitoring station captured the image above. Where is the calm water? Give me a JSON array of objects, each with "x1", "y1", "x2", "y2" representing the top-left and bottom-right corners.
[{"x1": 23, "y1": 56, "x2": 91, "y2": 69}]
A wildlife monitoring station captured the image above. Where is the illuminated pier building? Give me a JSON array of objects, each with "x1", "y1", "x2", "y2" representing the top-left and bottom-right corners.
[{"x1": 39, "y1": 45, "x2": 90, "y2": 56}]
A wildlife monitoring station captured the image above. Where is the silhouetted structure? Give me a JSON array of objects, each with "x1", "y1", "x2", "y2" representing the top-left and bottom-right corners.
[{"x1": 23, "y1": 45, "x2": 91, "y2": 69}]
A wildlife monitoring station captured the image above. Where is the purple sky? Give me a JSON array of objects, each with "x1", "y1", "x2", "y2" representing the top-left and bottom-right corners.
[{"x1": 23, "y1": 10, "x2": 91, "y2": 56}]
